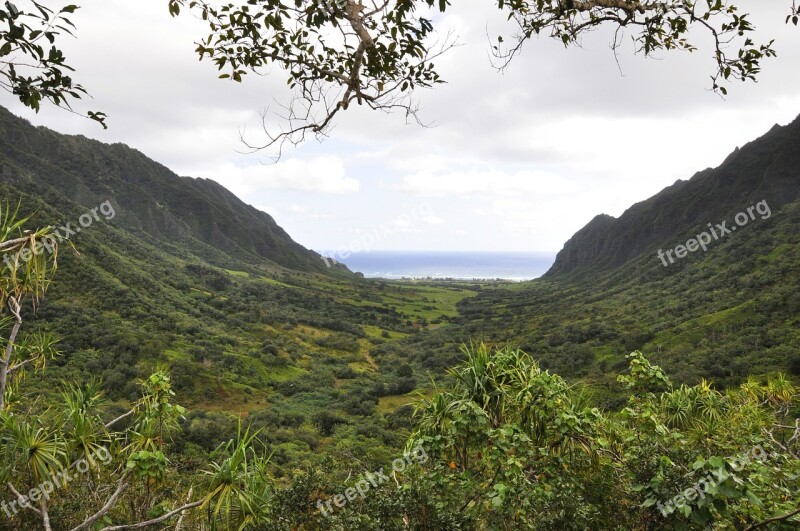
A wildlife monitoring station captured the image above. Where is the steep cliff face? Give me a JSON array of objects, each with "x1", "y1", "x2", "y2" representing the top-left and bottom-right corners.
[
  {"x1": 546, "y1": 116, "x2": 800, "y2": 276},
  {"x1": 0, "y1": 106, "x2": 346, "y2": 274},
  {"x1": 545, "y1": 214, "x2": 616, "y2": 275}
]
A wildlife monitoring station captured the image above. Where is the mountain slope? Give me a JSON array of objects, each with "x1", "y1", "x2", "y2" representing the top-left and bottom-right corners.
[
  {"x1": 375, "y1": 117, "x2": 800, "y2": 404},
  {"x1": 0, "y1": 104, "x2": 482, "y2": 468},
  {"x1": 546, "y1": 116, "x2": 800, "y2": 275},
  {"x1": 0, "y1": 105, "x2": 341, "y2": 274}
]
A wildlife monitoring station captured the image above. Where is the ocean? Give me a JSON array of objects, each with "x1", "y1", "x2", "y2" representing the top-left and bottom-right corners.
[{"x1": 325, "y1": 251, "x2": 556, "y2": 281}]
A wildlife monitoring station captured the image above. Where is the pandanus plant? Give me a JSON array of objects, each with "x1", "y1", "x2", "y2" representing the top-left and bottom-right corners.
[
  {"x1": 201, "y1": 423, "x2": 273, "y2": 531},
  {"x1": 0, "y1": 201, "x2": 62, "y2": 410}
]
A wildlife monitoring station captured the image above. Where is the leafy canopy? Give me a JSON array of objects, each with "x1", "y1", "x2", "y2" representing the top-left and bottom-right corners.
[
  {"x1": 0, "y1": 1, "x2": 107, "y2": 127},
  {"x1": 167, "y1": 0, "x2": 799, "y2": 155},
  {"x1": 2, "y1": 1, "x2": 799, "y2": 147}
]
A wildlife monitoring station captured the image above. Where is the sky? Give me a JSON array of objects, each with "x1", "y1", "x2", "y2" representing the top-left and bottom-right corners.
[{"x1": 2, "y1": 1, "x2": 799, "y2": 255}]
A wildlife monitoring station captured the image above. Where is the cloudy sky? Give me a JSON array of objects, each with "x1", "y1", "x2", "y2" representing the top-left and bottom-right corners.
[{"x1": 2, "y1": 1, "x2": 799, "y2": 254}]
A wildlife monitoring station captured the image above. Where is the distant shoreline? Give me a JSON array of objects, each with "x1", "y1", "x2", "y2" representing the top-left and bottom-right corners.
[
  {"x1": 366, "y1": 275, "x2": 530, "y2": 282},
  {"x1": 318, "y1": 250, "x2": 557, "y2": 281}
]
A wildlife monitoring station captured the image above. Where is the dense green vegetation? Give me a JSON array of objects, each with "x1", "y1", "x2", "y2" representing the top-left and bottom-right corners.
[
  {"x1": 2, "y1": 185, "x2": 480, "y2": 469},
  {"x1": 1, "y1": 105, "x2": 799, "y2": 528},
  {"x1": 2, "y1": 195, "x2": 798, "y2": 528},
  {"x1": 418, "y1": 196, "x2": 800, "y2": 402},
  {"x1": 0, "y1": 104, "x2": 483, "y2": 472},
  {"x1": 378, "y1": 116, "x2": 800, "y2": 409},
  {"x1": 401, "y1": 345, "x2": 800, "y2": 530}
]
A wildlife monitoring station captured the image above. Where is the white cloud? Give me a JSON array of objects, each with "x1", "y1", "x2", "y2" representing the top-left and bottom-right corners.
[
  {"x1": 398, "y1": 168, "x2": 578, "y2": 197},
  {"x1": 2, "y1": 1, "x2": 798, "y2": 253},
  {"x1": 190, "y1": 156, "x2": 360, "y2": 195},
  {"x1": 287, "y1": 204, "x2": 309, "y2": 213}
]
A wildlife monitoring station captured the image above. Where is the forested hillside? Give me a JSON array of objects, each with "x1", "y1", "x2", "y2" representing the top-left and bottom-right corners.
[
  {"x1": 0, "y1": 105, "x2": 479, "y2": 473},
  {"x1": 0, "y1": 107, "x2": 798, "y2": 529},
  {"x1": 380, "y1": 120, "x2": 800, "y2": 405},
  {"x1": 0, "y1": 106, "x2": 345, "y2": 274},
  {"x1": 547, "y1": 114, "x2": 800, "y2": 275}
]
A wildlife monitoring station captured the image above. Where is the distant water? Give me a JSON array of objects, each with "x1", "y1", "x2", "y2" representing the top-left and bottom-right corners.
[{"x1": 324, "y1": 251, "x2": 556, "y2": 281}]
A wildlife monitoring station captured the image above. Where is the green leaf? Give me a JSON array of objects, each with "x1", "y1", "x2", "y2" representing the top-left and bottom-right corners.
[
  {"x1": 717, "y1": 484, "x2": 740, "y2": 498},
  {"x1": 744, "y1": 490, "x2": 763, "y2": 507}
]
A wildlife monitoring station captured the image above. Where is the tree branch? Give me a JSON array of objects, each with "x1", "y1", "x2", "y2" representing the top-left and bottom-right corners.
[
  {"x1": 99, "y1": 499, "x2": 204, "y2": 531},
  {"x1": 41, "y1": 496, "x2": 53, "y2": 531},
  {"x1": 104, "y1": 408, "x2": 136, "y2": 430},
  {"x1": 174, "y1": 487, "x2": 193, "y2": 531},
  {"x1": 69, "y1": 471, "x2": 131, "y2": 531},
  {"x1": 7, "y1": 482, "x2": 41, "y2": 515},
  {"x1": 0, "y1": 297, "x2": 23, "y2": 410},
  {"x1": 744, "y1": 505, "x2": 800, "y2": 531},
  {"x1": 7, "y1": 357, "x2": 35, "y2": 373}
]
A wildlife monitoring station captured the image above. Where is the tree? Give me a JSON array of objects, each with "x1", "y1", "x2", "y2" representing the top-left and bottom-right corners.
[
  {"x1": 408, "y1": 344, "x2": 800, "y2": 530},
  {"x1": 312, "y1": 410, "x2": 346, "y2": 436},
  {"x1": 0, "y1": 1, "x2": 107, "y2": 127},
  {"x1": 3, "y1": 2, "x2": 798, "y2": 153},
  {"x1": 168, "y1": 0, "x2": 800, "y2": 156},
  {"x1": 0, "y1": 201, "x2": 60, "y2": 410}
]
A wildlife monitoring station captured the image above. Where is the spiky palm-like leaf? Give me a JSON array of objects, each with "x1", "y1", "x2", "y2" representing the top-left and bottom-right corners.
[
  {"x1": 61, "y1": 381, "x2": 110, "y2": 467},
  {"x1": 0, "y1": 200, "x2": 61, "y2": 311},
  {"x1": 201, "y1": 423, "x2": 272, "y2": 531},
  {"x1": 5, "y1": 418, "x2": 66, "y2": 485}
]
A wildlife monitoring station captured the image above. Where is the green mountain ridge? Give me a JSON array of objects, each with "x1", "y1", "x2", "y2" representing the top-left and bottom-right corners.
[
  {"x1": 1, "y1": 103, "x2": 800, "y2": 530},
  {"x1": 546, "y1": 115, "x2": 800, "y2": 275},
  {"x1": 0, "y1": 105, "x2": 345, "y2": 275},
  {"x1": 1, "y1": 102, "x2": 798, "y2": 470},
  {"x1": 370, "y1": 118, "x2": 800, "y2": 403},
  {"x1": 0, "y1": 104, "x2": 484, "y2": 474}
]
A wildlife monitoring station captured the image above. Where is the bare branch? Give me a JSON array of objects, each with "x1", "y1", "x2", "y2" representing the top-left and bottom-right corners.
[
  {"x1": 0, "y1": 298, "x2": 23, "y2": 410},
  {"x1": 99, "y1": 499, "x2": 204, "y2": 531},
  {"x1": 41, "y1": 496, "x2": 53, "y2": 531},
  {"x1": 7, "y1": 482, "x2": 42, "y2": 515},
  {"x1": 69, "y1": 471, "x2": 131, "y2": 531},
  {"x1": 744, "y1": 506, "x2": 800, "y2": 531},
  {"x1": 104, "y1": 407, "x2": 136, "y2": 430},
  {"x1": 8, "y1": 357, "x2": 35, "y2": 373},
  {"x1": 174, "y1": 487, "x2": 194, "y2": 531}
]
